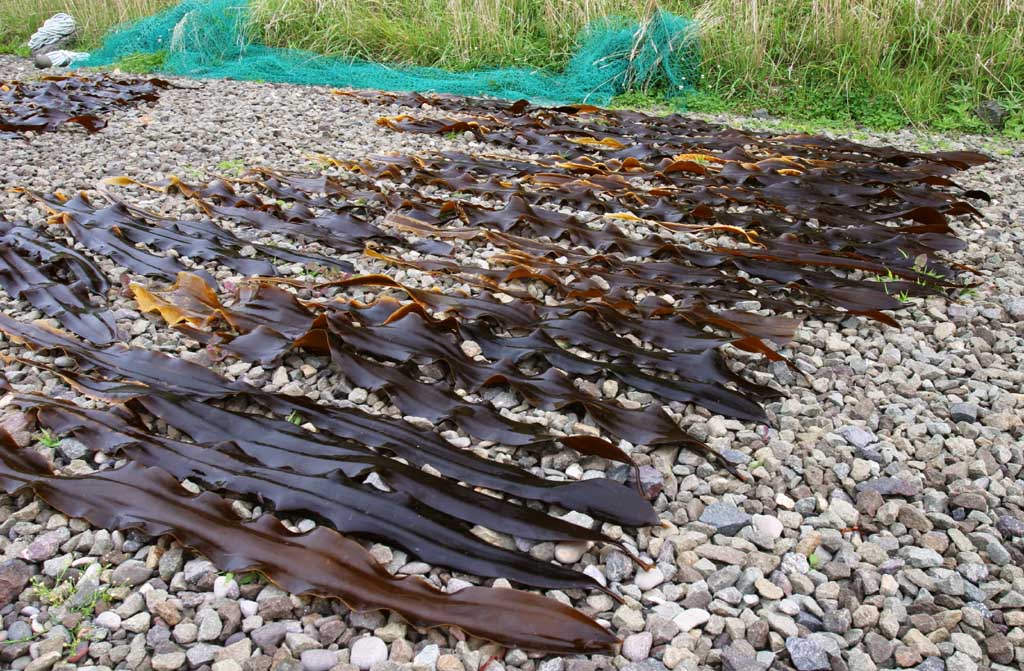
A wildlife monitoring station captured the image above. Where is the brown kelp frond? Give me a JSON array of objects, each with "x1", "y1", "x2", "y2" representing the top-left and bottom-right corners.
[
  {"x1": 0, "y1": 74, "x2": 169, "y2": 137},
  {"x1": 0, "y1": 430, "x2": 616, "y2": 653}
]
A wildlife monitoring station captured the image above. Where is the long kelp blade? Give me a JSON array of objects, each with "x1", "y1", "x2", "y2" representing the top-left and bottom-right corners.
[
  {"x1": 0, "y1": 431, "x2": 615, "y2": 653},
  {"x1": 25, "y1": 399, "x2": 601, "y2": 591}
]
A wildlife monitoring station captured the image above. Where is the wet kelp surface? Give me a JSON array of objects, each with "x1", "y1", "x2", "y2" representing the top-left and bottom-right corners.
[
  {"x1": 0, "y1": 91, "x2": 990, "y2": 652},
  {"x1": 0, "y1": 74, "x2": 169, "y2": 138}
]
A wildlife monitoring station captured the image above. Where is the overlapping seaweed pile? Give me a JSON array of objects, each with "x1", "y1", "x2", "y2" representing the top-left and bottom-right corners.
[
  {"x1": 0, "y1": 88, "x2": 989, "y2": 652},
  {"x1": 0, "y1": 74, "x2": 169, "y2": 138}
]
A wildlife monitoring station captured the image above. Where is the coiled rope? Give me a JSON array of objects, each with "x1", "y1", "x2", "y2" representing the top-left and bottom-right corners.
[{"x1": 28, "y1": 13, "x2": 77, "y2": 54}]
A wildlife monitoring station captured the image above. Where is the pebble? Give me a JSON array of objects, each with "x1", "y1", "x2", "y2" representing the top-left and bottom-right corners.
[
  {"x1": 437, "y1": 654, "x2": 464, "y2": 671},
  {"x1": 152, "y1": 651, "x2": 187, "y2": 671},
  {"x1": 95, "y1": 611, "x2": 122, "y2": 630},
  {"x1": 19, "y1": 530, "x2": 65, "y2": 562},
  {"x1": 856, "y1": 477, "x2": 920, "y2": 497},
  {"x1": 786, "y1": 636, "x2": 830, "y2": 671},
  {"x1": 949, "y1": 402, "x2": 978, "y2": 422},
  {"x1": 902, "y1": 547, "x2": 943, "y2": 569},
  {"x1": 413, "y1": 644, "x2": 440, "y2": 669},
  {"x1": 673, "y1": 608, "x2": 711, "y2": 632},
  {"x1": 553, "y1": 541, "x2": 590, "y2": 564},
  {"x1": 995, "y1": 514, "x2": 1024, "y2": 538},
  {"x1": 0, "y1": 560, "x2": 32, "y2": 607},
  {"x1": 350, "y1": 636, "x2": 388, "y2": 670},
  {"x1": 301, "y1": 649, "x2": 340, "y2": 671},
  {"x1": 751, "y1": 514, "x2": 784, "y2": 539},
  {"x1": 111, "y1": 559, "x2": 153, "y2": 586},
  {"x1": 251, "y1": 621, "x2": 289, "y2": 652},
  {"x1": 699, "y1": 501, "x2": 752, "y2": 536},
  {"x1": 837, "y1": 425, "x2": 876, "y2": 448},
  {"x1": 755, "y1": 577, "x2": 783, "y2": 600},
  {"x1": 604, "y1": 551, "x2": 633, "y2": 582},
  {"x1": 612, "y1": 605, "x2": 646, "y2": 632},
  {"x1": 24, "y1": 652, "x2": 61, "y2": 671},
  {"x1": 622, "y1": 632, "x2": 653, "y2": 661},
  {"x1": 197, "y1": 609, "x2": 223, "y2": 641},
  {"x1": 122, "y1": 612, "x2": 151, "y2": 633},
  {"x1": 721, "y1": 640, "x2": 763, "y2": 671},
  {"x1": 214, "y1": 574, "x2": 240, "y2": 599},
  {"x1": 634, "y1": 566, "x2": 665, "y2": 590}
]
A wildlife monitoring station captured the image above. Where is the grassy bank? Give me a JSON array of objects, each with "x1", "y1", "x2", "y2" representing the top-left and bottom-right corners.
[{"x1": 1, "y1": 1, "x2": 1021, "y2": 135}]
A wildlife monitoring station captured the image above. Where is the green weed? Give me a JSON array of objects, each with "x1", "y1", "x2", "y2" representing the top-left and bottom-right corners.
[
  {"x1": 114, "y1": 50, "x2": 167, "y2": 74},
  {"x1": 216, "y1": 159, "x2": 246, "y2": 176},
  {"x1": 36, "y1": 429, "x2": 61, "y2": 448},
  {"x1": 181, "y1": 165, "x2": 206, "y2": 181}
]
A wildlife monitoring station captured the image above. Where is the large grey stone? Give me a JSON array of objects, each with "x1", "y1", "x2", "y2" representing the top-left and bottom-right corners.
[
  {"x1": 111, "y1": 559, "x2": 153, "y2": 587},
  {"x1": 0, "y1": 560, "x2": 32, "y2": 607},
  {"x1": 856, "y1": 478, "x2": 920, "y2": 497},
  {"x1": 251, "y1": 621, "x2": 289, "y2": 652},
  {"x1": 301, "y1": 649, "x2": 339, "y2": 671},
  {"x1": 350, "y1": 636, "x2": 387, "y2": 670},
  {"x1": 948, "y1": 403, "x2": 978, "y2": 423},
  {"x1": 699, "y1": 502, "x2": 752, "y2": 536},
  {"x1": 837, "y1": 426, "x2": 876, "y2": 449},
  {"x1": 785, "y1": 637, "x2": 830, "y2": 671},
  {"x1": 721, "y1": 640, "x2": 765, "y2": 671}
]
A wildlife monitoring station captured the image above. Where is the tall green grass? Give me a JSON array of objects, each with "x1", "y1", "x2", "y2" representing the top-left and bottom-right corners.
[
  {"x1": 688, "y1": 0, "x2": 1024, "y2": 133},
  {"x1": 249, "y1": 0, "x2": 1023, "y2": 133},
  {"x1": 1, "y1": 0, "x2": 1021, "y2": 134},
  {"x1": 248, "y1": 0, "x2": 648, "y2": 70}
]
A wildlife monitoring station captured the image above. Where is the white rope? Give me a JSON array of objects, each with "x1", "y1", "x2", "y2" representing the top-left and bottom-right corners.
[
  {"x1": 44, "y1": 50, "x2": 91, "y2": 67},
  {"x1": 28, "y1": 13, "x2": 78, "y2": 53}
]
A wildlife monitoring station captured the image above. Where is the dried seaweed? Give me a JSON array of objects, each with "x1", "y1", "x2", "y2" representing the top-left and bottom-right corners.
[
  {"x1": 110, "y1": 173, "x2": 451, "y2": 257},
  {"x1": 0, "y1": 89, "x2": 994, "y2": 652},
  {"x1": 18, "y1": 395, "x2": 609, "y2": 591},
  {"x1": 0, "y1": 430, "x2": 616, "y2": 652},
  {"x1": 25, "y1": 190, "x2": 350, "y2": 283},
  {"x1": 0, "y1": 220, "x2": 117, "y2": 344},
  {"x1": 128, "y1": 272, "x2": 737, "y2": 469},
  {"x1": 0, "y1": 315, "x2": 657, "y2": 527},
  {"x1": 0, "y1": 75, "x2": 169, "y2": 138}
]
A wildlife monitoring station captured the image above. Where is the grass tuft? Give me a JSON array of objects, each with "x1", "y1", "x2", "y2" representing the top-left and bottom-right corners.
[{"x1": 114, "y1": 50, "x2": 168, "y2": 73}]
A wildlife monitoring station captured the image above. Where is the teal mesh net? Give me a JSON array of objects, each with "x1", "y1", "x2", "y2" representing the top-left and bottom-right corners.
[{"x1": 80, "y1": 0, "x2": 699, "y2": 105}]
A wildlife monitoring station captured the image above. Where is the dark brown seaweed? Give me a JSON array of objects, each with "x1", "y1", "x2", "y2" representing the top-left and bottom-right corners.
[{"x1": 0, "y1": 430, "x2": 616, "y2": 653}]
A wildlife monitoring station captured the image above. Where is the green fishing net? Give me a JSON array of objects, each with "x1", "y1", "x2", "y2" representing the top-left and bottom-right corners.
[{"x1": 80, "y1": 0, "x2": 699, "y2": 104}]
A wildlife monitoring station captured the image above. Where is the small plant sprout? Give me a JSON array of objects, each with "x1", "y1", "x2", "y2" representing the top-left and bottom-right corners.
[
  {"x1": 36, "y1": 429, "x2": 61, "y2": 448},
  {"x1": 182, "y1": 164, "x2": 205, "y2": 180},
  {"x1": 235, "y1": 572, "x2": 261, "y2": 586},
  {"x1": 216, "y1": 159, "x2": 246, "y2": 176}
]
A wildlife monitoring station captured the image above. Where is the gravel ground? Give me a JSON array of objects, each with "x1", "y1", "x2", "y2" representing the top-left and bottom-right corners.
[{"x1": 1, "y1": 54, "x2": 1023, "y2": 671}]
